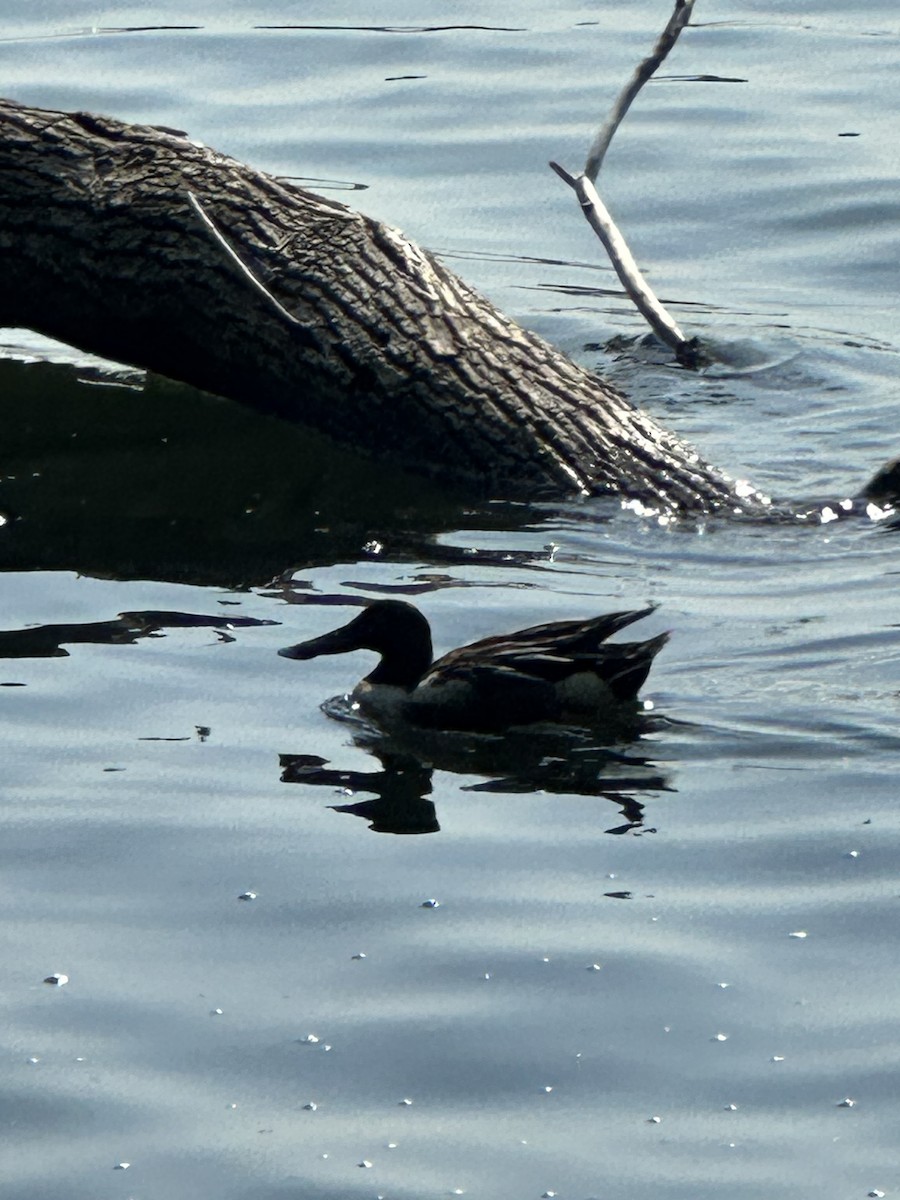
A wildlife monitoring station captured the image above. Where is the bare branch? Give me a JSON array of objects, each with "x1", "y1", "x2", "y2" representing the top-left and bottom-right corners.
[
  {"x1": 548, "y1": 161, "x2": 578, "y2": 188},
  {"x1": 575, "y1": 174, "x2": 687, "y2": 351},
  {"x1": 551, "y1": 2, "x2": 700, "y2": 358},
  {"x1": 550, "y1": 164, "x2": 688, "y2": 353},
  {"x1": 585, "y1": 0, "x2": 697, "y2": 183}
]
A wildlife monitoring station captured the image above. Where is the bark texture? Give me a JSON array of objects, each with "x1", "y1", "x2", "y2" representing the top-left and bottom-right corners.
[{"x1": 0, "y1": 96, "x2": 754, "y2": 510}]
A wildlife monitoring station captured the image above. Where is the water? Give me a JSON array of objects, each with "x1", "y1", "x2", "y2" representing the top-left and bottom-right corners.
[{"x1": 2, "y1": 4, "x2": 899, "y2": 1198}]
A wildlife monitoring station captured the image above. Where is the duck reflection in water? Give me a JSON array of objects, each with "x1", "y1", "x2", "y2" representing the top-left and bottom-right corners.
[
  {"x1": 278, "y1": 599, "x2": 672, "y2": 834},
  {"x1": 280, "y1": 750, "x2": 440, "y2": 834},
  {"x1": 279, "y1": 734, "x2": 671, "y2": 836}
]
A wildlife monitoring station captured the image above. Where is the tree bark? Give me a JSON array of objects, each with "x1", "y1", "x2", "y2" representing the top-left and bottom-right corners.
[{"x1": 0, "y1": 96, "x2": 753, "y2": 511}]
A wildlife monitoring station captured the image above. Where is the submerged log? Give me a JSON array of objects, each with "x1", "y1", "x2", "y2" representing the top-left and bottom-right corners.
[{"x1": 0, "y1": 96, "x2": 757, "y2": 511}]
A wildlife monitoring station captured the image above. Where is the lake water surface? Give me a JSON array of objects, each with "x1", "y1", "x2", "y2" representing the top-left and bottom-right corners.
[{"x1": 2, "y1": 3, "x2": 900, "y2": 1199}]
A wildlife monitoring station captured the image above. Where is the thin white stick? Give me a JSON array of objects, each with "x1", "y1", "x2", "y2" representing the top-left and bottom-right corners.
[
  {"x1": 585, "y1": 0, "x2": 696, "y2": 183},
  {"x1": 575, "y1": 175, "x2": 687, "y2": 350},
  {"x1": 186, "y1": 190, "x2": 302, "y2": 327},
  {"x1": 551, "y1": 1, "x2": 699, "y2": 358},
  {"x1": 550, "y1": 163, "x2": 687, "y2": 352}
]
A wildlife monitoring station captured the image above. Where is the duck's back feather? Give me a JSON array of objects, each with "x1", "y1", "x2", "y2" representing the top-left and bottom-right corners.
[{"x1": 393, "y1": 609, "x2": 668, "y2": 732}]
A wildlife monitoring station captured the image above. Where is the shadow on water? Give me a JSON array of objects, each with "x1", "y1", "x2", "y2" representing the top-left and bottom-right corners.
[
  {"x1": 3, "y1": 349, "x2": 892, "y2": 598},
  {"x1": 0, "y1": 358, "x2": 550, "y2": 588},
  {"x1": 0, "y1": 610, "x2": 277, "y2": 659}
]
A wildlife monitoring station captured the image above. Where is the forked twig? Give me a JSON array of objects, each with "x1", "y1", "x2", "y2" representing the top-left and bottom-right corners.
[{"x1": 552, "y1": 0, "x2": 699, "y2": 362}]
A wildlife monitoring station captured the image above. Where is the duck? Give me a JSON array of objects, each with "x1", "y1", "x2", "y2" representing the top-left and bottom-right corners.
[{"x1": 278, "y1": 599, "x2": 667, "y2": 734}]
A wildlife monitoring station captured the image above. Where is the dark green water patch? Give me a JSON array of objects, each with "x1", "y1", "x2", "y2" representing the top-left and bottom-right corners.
[{"x1": 0, "y1": 359, "x2": 490, "y2": 587}]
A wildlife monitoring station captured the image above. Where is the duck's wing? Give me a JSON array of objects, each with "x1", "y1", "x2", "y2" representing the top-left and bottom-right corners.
[
  {"x1": 487, "y1": 631, "x2": 668, "y2": 697},
  {"x1": 453, "y1": 605, "x2": 657, "y2": 660},
  {"x1": 427, "y1": 612, "x2": 666, "y2": 711},
  {"x1": 433, "y1": 607, "x2": 660, "y2": 675},
  {"x1": 412, "y1": 633, "x2": 667, "y2": 729}
]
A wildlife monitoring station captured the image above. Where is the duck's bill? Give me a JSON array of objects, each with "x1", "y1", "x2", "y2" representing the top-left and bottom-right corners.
[{"x1": 278, "y1": 625, "x2": 358, "y2": 660}]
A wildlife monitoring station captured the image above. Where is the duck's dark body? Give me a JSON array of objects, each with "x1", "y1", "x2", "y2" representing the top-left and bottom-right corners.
[{"x1": 279, "y1": 600, "x2": 667, "y2": 734}]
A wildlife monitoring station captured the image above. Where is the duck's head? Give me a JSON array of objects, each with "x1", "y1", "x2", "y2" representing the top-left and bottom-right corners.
[{"x1": 278, "y1": 599, "x2": 433, "y2": 689}]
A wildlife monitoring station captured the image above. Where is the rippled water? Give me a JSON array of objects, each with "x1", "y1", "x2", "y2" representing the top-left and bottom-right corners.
[{"x1": 2, "y1": 4, "x2": 900, "y2": 1199}]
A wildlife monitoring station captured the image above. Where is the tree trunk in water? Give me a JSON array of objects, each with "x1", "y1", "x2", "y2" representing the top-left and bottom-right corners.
[{"x1": 0, "y1": 97, "x2": 754, "y2": 511}]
